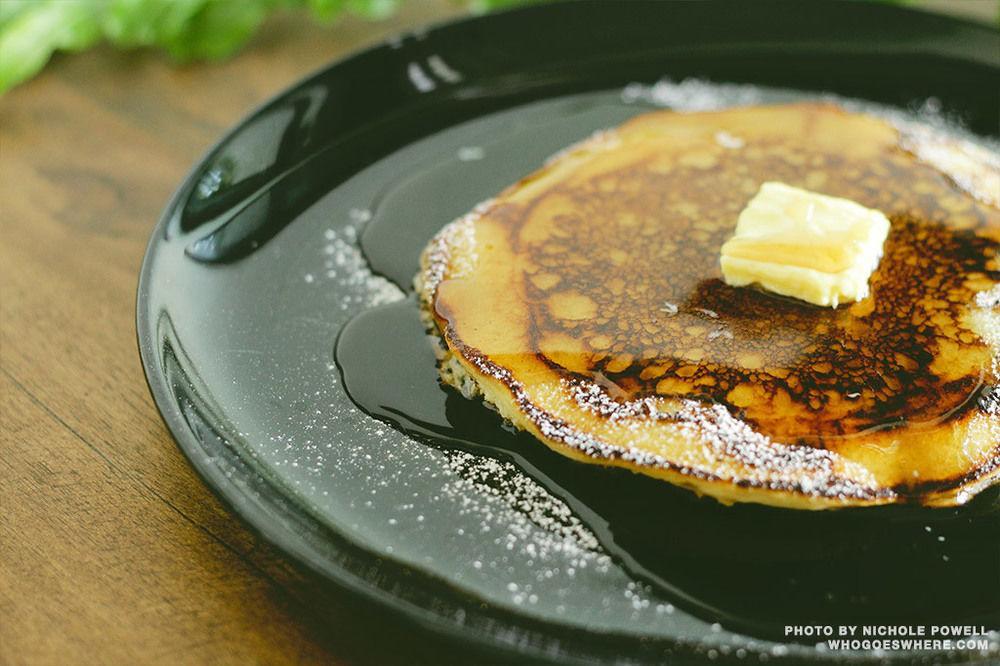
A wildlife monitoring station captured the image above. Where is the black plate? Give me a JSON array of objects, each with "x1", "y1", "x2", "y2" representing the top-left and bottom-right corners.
[{"x1": 137, "y1": 1, "x2": 1000, "y2": 663}]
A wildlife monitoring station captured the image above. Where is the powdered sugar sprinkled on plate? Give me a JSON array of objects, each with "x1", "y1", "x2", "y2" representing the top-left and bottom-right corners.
[{"x1": 211, "y1": 81, "x2": 998, "y2": 660}]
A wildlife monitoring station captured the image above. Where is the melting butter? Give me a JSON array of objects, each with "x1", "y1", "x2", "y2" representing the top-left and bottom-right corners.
[{"x1": 720, "y1": 182, "x2": 890, "y2": 307}]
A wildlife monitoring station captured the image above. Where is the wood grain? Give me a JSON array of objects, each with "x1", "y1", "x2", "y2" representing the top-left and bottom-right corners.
[{"x1": 0, "y1": 4, "x2": 482, "y2": 665}]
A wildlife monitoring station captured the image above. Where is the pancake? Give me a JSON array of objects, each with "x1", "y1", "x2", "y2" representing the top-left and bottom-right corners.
[{"x1": 416, "y1": 102, "x2": 1000, "y2": 510}]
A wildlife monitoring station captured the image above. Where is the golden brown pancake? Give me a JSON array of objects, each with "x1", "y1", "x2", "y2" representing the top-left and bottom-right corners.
[{"x1": 417, "y1": 102, "x2": 1000, "y2": 509}]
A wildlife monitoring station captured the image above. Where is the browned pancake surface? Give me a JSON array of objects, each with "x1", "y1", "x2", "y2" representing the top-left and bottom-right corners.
[{"x1": 420, "y1": 103, "x2": 1000, "y2": 508}]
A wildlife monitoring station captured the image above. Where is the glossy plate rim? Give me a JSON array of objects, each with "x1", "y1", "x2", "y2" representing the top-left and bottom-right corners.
[{"x1": 136, "y1": 2, "x2": 1000, "y2": 663}]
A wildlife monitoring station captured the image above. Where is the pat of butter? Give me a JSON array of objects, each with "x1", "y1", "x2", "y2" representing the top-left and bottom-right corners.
[{"x1": 720, "y1": 182, "x2": 890, "y2": 307}]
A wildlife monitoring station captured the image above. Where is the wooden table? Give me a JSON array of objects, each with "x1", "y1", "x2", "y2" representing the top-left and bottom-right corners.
[
  {"x1": 3, "y1": 2, "x2": 994, "y2": 664},
  {"x1": 0, "y1": 4, "x2": 476, "y2": 664}
]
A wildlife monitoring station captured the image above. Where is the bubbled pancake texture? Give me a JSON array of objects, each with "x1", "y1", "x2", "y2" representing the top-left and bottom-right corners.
[{"x1": 420, "y1": 103, "x2": 1000, "y2": 508}]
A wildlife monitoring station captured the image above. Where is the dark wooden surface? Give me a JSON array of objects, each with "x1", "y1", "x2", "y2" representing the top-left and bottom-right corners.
[{"x1": 0, "y1": 4, "x2": 480, "y2": 664}]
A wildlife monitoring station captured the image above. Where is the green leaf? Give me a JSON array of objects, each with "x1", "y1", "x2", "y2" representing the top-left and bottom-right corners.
[
  {"x1": 163, "y1": 1, "x2": 274, "y2": 62},
  {"x1": 103, "y1": 0, "x2": 209, "y2": 47},
  {"x1": 345, "y1": 0, "x2": 401, "y2": 20},
  {"x1": 306, "y1": 0, "x2": 347, "y2": 22},
  {"x1": 0, "y1": 1, "x2": 102, "y2": 93},
  {"x1": 0, "y1": 0, "x2": 562, "y2": 94},
  {"x1": 0, "y1": 1, "x2": 37, "y2": 30}
]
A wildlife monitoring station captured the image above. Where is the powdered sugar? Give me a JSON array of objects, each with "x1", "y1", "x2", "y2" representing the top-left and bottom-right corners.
[{"x1": 226, "y1": 82, "x2": 998, "y2": 661}]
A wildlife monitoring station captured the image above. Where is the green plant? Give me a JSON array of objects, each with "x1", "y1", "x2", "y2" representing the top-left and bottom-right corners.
[{"x1": 0, "y1": 0, "x2": 533, "y2": 94}]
